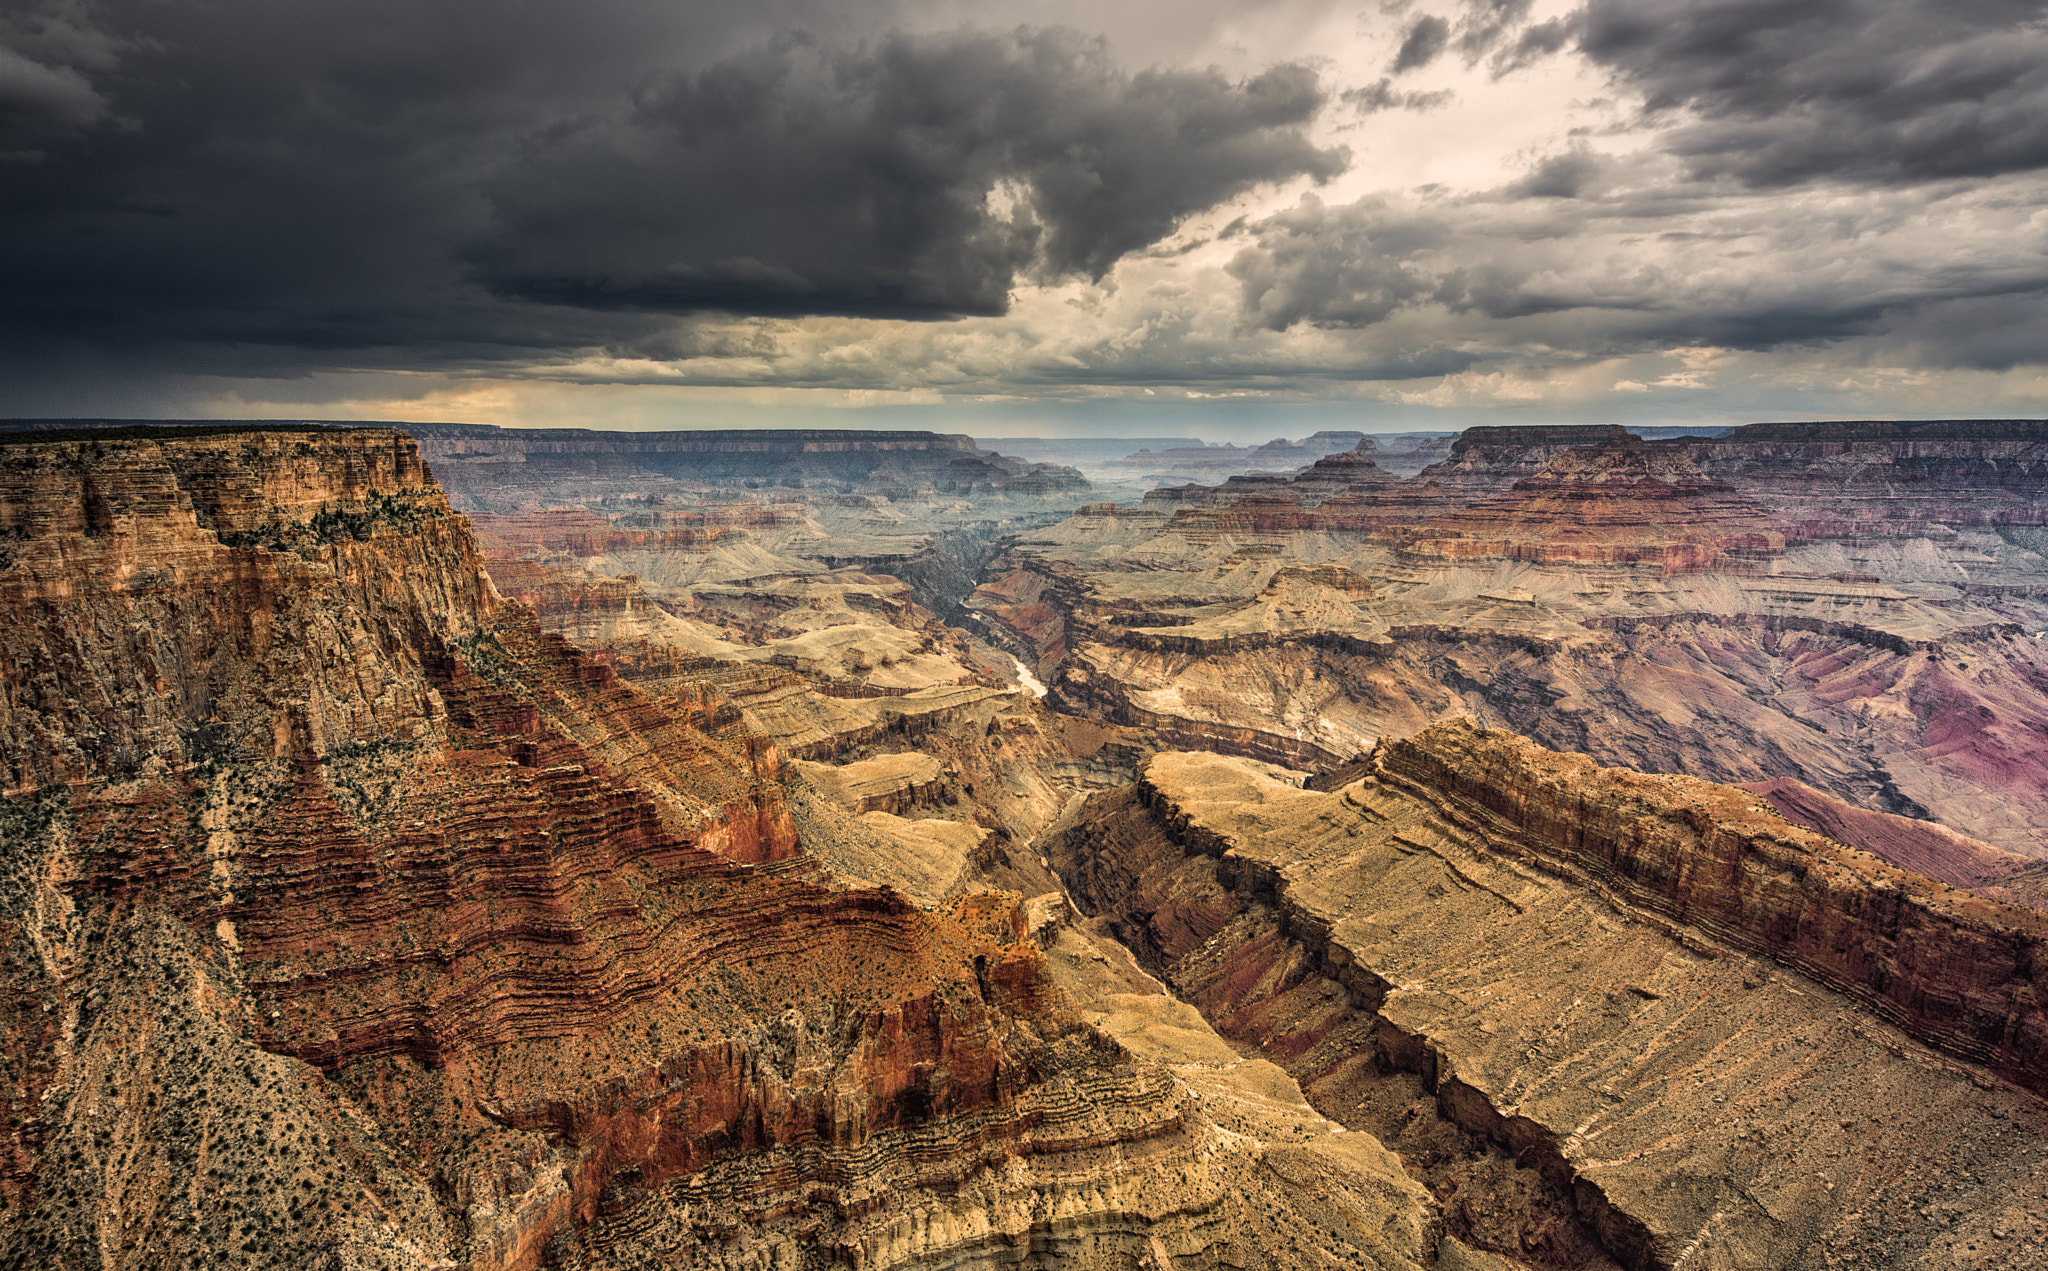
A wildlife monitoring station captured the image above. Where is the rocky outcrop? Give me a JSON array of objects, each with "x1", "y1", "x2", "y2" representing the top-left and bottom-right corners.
[
  {"x1": 468, "y1": 505, "x2": 804, "y2": 559},
  {"x1": 1051, "y1": 727, "x2": 2048, "y2": 1270},
  {"x1": 1380, "y1": 722, "x2": 2048, "y2": 1090},
  {"x1": 1410, "y1": 425, "x2": 1636, "y2": 502},
  {"x1": 0, "y1": 427, "x2": 494, "y2": 793}
]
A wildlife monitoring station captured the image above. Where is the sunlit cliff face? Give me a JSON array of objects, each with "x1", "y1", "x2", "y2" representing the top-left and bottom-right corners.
[{"x1": 3, "y1": 0, "x2": 2046, "y2": 431}]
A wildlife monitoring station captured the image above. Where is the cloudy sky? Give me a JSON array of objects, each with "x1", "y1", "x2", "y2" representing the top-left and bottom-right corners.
[{"x1": 3, "y1": 0, "x2": 2045, "y2": 437}]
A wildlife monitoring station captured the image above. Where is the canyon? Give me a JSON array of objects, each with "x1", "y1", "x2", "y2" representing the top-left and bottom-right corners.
[
  {"x1": 0, "y1": 427, "x2": 1446, "y2": 1270},
  {"x1": 5, "y1": 417, "x2": 2048, "y2": 1269}
]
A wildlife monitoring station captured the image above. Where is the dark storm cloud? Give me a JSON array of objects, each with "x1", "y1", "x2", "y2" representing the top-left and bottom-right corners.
[
  {"x1": 1386, "y1": 1, "x2": 1571, "y2": 83},
  {"x1": 1582, "y1": 0, "x2": 2048, "y2": 185},
  {"x1": 1390, "y1": 15, "x2": 1451, "y2": 72},
  {"x1": 1500, "y1": 145, "x2": 1613, "y2": 198},
  {"x1": 1219, "y1": 0, "x2": 2048, "y2": 376},
  {"x1": 470, "y1": 28, "x2": 1346, "y2": 319},
  {"x1": 0, "y1": 3, "x2": 1342, "y2": 372},
  {"x1": 1489, "y1": 13, "x2": 1582, "y2": 79}
]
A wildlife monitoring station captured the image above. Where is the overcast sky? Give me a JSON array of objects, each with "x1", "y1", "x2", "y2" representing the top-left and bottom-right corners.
[{"x1": 4, "y1": 0, "x2": 2045, "y2": 438}]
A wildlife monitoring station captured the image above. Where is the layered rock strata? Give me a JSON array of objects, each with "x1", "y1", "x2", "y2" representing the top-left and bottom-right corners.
[
  {"x1": 1389, "y1": 434, "x2": 1788, "y2": 575},
  {"x1": 1051, "y1": 723, "x2": 2048, "y2": 1270},
  {"x1": 973, "y1": 421, "x2": 2048, "y2": 857},
  {"x1": 0, "y1": 430, "x2": 1443, "y2": 1270},
  {"x1": 1743, "y1": 775, "x2": 2048, "y2": 910},
  {"x1": 1689, "y1": 419, "x2": 2048, "y2": 540}
]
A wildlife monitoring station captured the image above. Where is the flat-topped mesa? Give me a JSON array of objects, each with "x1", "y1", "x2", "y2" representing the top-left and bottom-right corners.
[
  {"x1": 1381, "y1": 719, "x2": 2048, "y2": 1095},
  {"x1": 1684, "y1": 418, "x2": 2048, "y2": 536},
  {"x1": 1388, "y1": 433, "x2": 1787, "y2": 574},
  {"x1": 0, "y1": 428, "x2": 496, "y2": 791},
  {"x1": 1281, "y1": 446, "x2": 1400, "y2": 506},
  {"x1": 1137, "y1": 482, "x2": 1216, "y2": 510},
  {"x1": 1138, "y1": 445, "x2": 1435, "y2": 520},
  {"x1": 1413, "y1": 424, "x2": 1634, "y2": 502},
  {"x1": 1722, "y1": 418, "x2": 2048, "y2": 445},
  {"x1": 408, "y1": 424, "x2": 985, "y2": 454}
]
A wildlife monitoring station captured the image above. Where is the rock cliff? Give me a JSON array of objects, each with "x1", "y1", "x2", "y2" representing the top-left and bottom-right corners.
[
  {"x1": 1051, "y1": 724, "x2": 2048, "y2": 1269},
  {"x1": 1685, "y1": 419, "x2": 2048, "y2": 542},
  {"x1": 407, "y1": 424, "x2": 1092, "y2": 515},
  {"x1": 1389, "y1": 434, "x2": 1788, "y2": 574}
]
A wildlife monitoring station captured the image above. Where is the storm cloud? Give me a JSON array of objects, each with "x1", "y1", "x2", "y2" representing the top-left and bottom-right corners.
[
  {"x1": 1391, "y1": 16, "x2": 1452, "y2": 72},
  {"x1": 0, "y1": 1, "x2": 1342, "y2": 367},
  {"x1": 1223, "y1": 161, "x2": 2048, "y2": 367},
  {"x1": 0, "y1": 0, "x2": 2044, "y2": 421},
  {"x1": 1582, "y1": 0, "x2": 2048, "y2": 185},
  {"x1": 472, "y1": 29, "x2": 1346, "y2": 319}
]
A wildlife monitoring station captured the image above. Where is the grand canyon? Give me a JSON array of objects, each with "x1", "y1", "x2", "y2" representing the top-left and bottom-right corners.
[{"x1": 1, "y1": 417, "x2": 2045, "y2": 1270}]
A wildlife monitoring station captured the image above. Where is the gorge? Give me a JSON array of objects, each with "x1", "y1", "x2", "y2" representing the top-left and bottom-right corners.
[{"x1": 4, "y1": 418, "x2": 2048, "y2": 1270}]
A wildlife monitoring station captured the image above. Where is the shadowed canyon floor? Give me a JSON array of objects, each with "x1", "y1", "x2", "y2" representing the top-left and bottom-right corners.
[{"x1": 6, "y1": 419, "x2": 2048, "y2": 1270}]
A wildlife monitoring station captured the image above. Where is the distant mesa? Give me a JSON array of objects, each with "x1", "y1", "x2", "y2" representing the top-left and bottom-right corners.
[{"x1": 1390, "y1": 432, "x2": 1791, "y2": 573}]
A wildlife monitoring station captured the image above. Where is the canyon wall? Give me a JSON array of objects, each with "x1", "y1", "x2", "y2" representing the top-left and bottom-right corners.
[
  {"x1": 1050, "y1": 726, "x2": 2048, "y2": 1269},
  {"x1": 0, "y1": 428, "x2": 1439, "y2": 1271}
]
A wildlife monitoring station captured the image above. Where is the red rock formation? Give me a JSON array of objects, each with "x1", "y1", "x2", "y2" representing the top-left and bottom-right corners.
[
  {"x1": 964, "y1": 565, "x2": 1076, "y2": 671},
  {"x1": 1389, "y1": 433, "x2": 1788, "y2": 574},
  {"x1": 483, "y1": 560, "x2": 647, "y2": 624},
  {"x1": 1280, "y1": 445, "x2": 1400, "y2": 505},
  {"x1": 0, "y1": 428, "x2": 494, "y2": 792},
  {"x1": 1410, "y1": 424, "x2": 1637, "y2": 502},
  {"x1": 1741, "y1": 775, "x2": 2048, "y2": 910}
]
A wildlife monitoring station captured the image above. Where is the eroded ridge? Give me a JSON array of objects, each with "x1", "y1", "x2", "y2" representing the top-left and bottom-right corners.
[{"x1": 1051, "y1": 722, "x2": 2048, "y2": 1270}]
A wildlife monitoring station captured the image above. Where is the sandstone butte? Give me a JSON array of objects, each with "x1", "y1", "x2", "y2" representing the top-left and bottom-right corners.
[
  {"x1": 0, "y1": 428, "x2": 1450, "y2": 1271},
  {"x1": 1049, "y1": 721, "x2": 2048, "y2": 1269}
]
